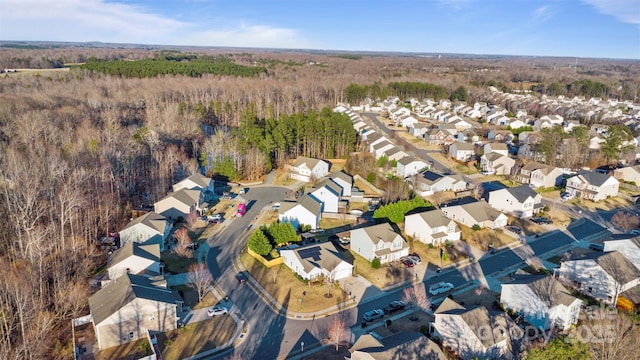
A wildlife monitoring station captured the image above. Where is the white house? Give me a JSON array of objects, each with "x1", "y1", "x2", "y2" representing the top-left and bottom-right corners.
[
  {"x1": 409, "y1": 123, "x2": 429, "y2": 137},
  {"x1": 396, "y1": 156, "x2": 429, "y2": 178},
  {"x1": 350, "y1": 222, "x2": 409, "y2": 264},
  {"x1": 433, "y1": 298, "x2": 520, "y2": 360},
  {"x1": 613, "y1": 165, "x2": 640, "y2": 185},
  {"x1": 411, "y1": 171, "x2": 468, "y2": 196},
  {"x1": 119, "y1": 211, "x2": 173, "y2": 252},
  {"x1": 328, "y1": 171, "x2": 353, "y2": 197},
  {"x1": 106, "y1": 242, "x2": 161, "y2": 280},
  {"x1": 89, "y1": 274, "x2": 183, "y2": 350},
  {"x1": 290, "y1": 157, "x2": 330, "y2": 182},
  {"x1": 373, "y1": 140, "x2": 395, "y2": 159},
  {"x1": 480, "y1": 152, "x2": 515, "y2": 176},
  {"x1": 483, "y1": 143, "x2": 509, "y2": 157},
  {"x1": 382, "y1": 146, "x2": 408, "y2": 162},
  {"x1": 172, "y1": 173, "x2": 215, "y2": 198},
  {"x1": 603, "y1": 236, "x2": 640, "y2": 271},
  {"x1": 278, "y1": 195, "x2": 322, "y2": 230},
  {"x1": 441, "y1": 201, "x2": 508, "y2": 229},
  {"x1": 154, "y1": 188, "x2": 202, "y2": 221},
  {"x1": 501, "y1": 275, "x2": 583, "y2": 330},
  {"x1": 487, "y1": 185, "x2": 543, "y2": 218},
  {"x1": 557, "y1": 251, "x2": 640, "y2": 306},
  {"x1": 517, "y1": 162, "x2": 564, "y2": 188},
  {"x1": 309, "y1": 178, "x2": 343, "y2": 213},
  {"x1": 449, "y1": 142, "x2": 475, "y2": 162},
  {"x1": 400, "y1": 115, "x2": 419, "y2": 128},
  {"x1": 280, "y1": 241, "x2": 353, "y2": 281},
  {"x1": 565, "y1": 170, "x2": 619, "y2": 202},
  {"x1": 404, "y1": 210, "x2": 461, "y2": 245}
]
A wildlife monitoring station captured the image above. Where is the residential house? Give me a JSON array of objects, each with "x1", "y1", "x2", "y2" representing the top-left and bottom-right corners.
[
  {"x1": 382, "y1": 146, "x2": 408, "y2": 162},
  {"x1": 508, "y1": 118, "x2": 526, "y2": 129},
  {"x1": 433, "y1": 298, "x2": 520, "y2": 360},
  {"x1": 290, "y1": 156, "x2": 330, "y2": 182},
  {"x1": 409, "y1": 123, "x2": 429, "y2": 138},
  {"x1": 400, "y1": 115, "x2": 419, "y2": 128},
  {"x1": 500, "y1": 275, "x2": 583, "y2": 330},
  {"x1": 154, "y1": 188, "x2": 203, "y2": 220},
  {"x1": 106, "y1": 242, "x2": 161, "y2": 280},
  {"x1": 89, "y1": 274, "x2": 183, "y2": 350},
  {"x1": 487, "y1": 185, "x2": 543, "y2": 218},
  {"x1": 372, "y1": 140, "x2": 395, "y2": 159},
  {"x1": 517, "y1": 162, "x2": 564, "y2": 188},
  {"x1": 280, "y1": 241, "x2": 353, "y2": 281},
  {"x1": 449, "y1": 142, "x2": 475, "y2": 162},
  {"x1": 411, "y1": 171, "x2": 468, "y2": 196},
  {"x1": 390, "y1": 106, "x2": 410, "y2": 120},
  {"x1": 483, "y1": 143, "x2": 509, "y2": 156},
  {"x1": 309, "y1": 178, "x2": 343, "y2": 213},
  {"x1": 349, "y1": 332, "x2": 446, "y2": 360},
  {"x1": 350, "y1": 222, "x2": 409, "y2": 264},
  {"x1": 396, "y1": 156, "x2": 428, "y2": 178},
  {"x1": 425, "y1": 128, "x2": 454, "y2": 145},
  {"x1": 613, "y1": 165, "x2": 640, "y2": 185},
  {"x1": 589, "y1": 132, "x2": 605, "y2": 150},
  {"x1": 603, "y1": 236, "x2": 640, "y2": 271},
  {"x1": 565, "y1": 170, "x2": 619, "y2": 202},
  {"x1": 441, "y1": 201, "x2": 508, "y2": 229},
  {"x1": 404, "y1": 209, "x2": 461, "y2": 245},
  {"x1": 278, "y1": 195, "x2": 323, "y2": 230},
  {"x1": 171, "y1": 173, "x2": 215, "y2": 200},
  {"x1": 119, "y1": 211, "x2": 173, "y2": 252},
  {"x1": 487, "y1": 130, "x2": 514, "y2": 142},
  {"x1": 557, "y1": 251, "x2": 640, "y2": 306},
  {"x1": 366, "y1": 133, "x2": 389, "y2": 151},
  {"x1": 450, "y1": 118, "x2": 474, "y2": 131},
  {"x1": 480, "y1": 152, "x2": 515, "y2": 175},
  {"x1": 328, "y1": 171, "x2": 353, "y2": 197}
]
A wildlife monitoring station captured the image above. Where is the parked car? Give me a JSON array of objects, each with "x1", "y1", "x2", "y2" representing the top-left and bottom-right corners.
[
  {"x1": 627, "y1": 229, "x2": 640, "y2": 236},
  {"x1": 400, "y1": 257, "x2": 414, "y2": 268},
  {"x1": 350, "y1": 209, "x2": 364, "y2": 216},
  {"x1": 221, "y1": 192, "x2": 233, "y2": 200},
  {"x1": 560, "y1": 192, "x2": 575, "y2": 201},
  {"x1": 339, "y1": 236, "x2": 351, "y2": 245},
  {"x1": 589, "y1": 243, "x2": 605, "y2": 252},
  {"x1": 428, "y1": 282, "x2": 454, "y2": 295},
  {"x1": 236, "y1": 203, "x2": 247, "y2": 217},
  {"x1": 530, "y1": 217, "x2": 552, "y2": 224},
  {"x1": 208, "y1": 214, "x2": 222, "y2": 222},
  {"x1": 239, "y1": 188, "x2": 248, "y2": 194},
  {"x1": 408, "y1": 252, "x2": 422, "y2": 262},
  {"x1": 408, "y1": 255, "x2": 422, "y2": 265},
  {"x1": 310, "y1": 228, "x2": 325, "y2": 233},
  {"x1": 207, "y1": 306, "x2": 228, "y2": 317},
  {"x1": 506, "y1": 225, "x2": 522, "y2": 234},
  {"x1": 236, "y1": 273, "x2": 248, "y2": 283},
  {"x1": 383, "y1": 301, "x2": 406, "y2": 315},
  {"x1": 363, "y1": 309, "x2": 384, "y2": 322}
]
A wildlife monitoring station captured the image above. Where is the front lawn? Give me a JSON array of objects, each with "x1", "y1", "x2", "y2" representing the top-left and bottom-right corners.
[
  {"x1": 459, "y1": 225, "x2": 516, "y2": 251},
  {"x1": 240, "y1": 253, "x2": 349, "y2": 312},
  {"x1": 95, "y1": 339, "x2": 152, "y2": 360},
  {"x1": 351, "y1": 252, "x2": 412, "y2": 289},
  {"x1": 162, "y1": 252, "x2": 198, "y2": 274},
  {"x1": 157, "y1": 315, "x2": 236, "y2": 360},
  {"x1": 410, "y1": 241, "x2": 466, "y2": 268}
]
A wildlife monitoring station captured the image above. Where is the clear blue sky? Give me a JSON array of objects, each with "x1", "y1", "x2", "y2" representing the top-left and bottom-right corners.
[{"x1": 2, "y1": 0, "x2": 639, "y2": 59}]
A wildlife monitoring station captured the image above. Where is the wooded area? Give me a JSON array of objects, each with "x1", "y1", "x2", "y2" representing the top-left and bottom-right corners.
[{"x1": 0, "y1": 45, "x2": 638, "y2": 358}]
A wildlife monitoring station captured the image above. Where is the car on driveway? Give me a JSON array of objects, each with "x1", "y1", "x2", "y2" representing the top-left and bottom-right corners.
[
  {"x1": 207, "y1": 306, "x2": 228, "y2": 317},
  {"x1": 400, "y1": 257, "x2": 414, "y2": 268},
  {"x1": 363, "y1": 309, "x2": 384, "y2": 321},
  {"x1": 505, "y1": 225, "x2": 522, "y2": 234},
  {"x1": 408, "y1": 254, "x2": 422, "y2": 265},
  {"x1": 560, "y1": 192, "x2": 575, "y2": 201},
  {"x1": 428, "y1": 282, "x2": 454, "y2": 295},
  {"x1": 530, "y1": 217, "x2": 552, "y2": 224},
  {"x1": 383, "y1": 301, "x2": 406, "y2": 315}
]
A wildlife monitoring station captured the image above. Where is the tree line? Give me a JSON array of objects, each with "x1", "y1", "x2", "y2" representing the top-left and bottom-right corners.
[{"x1": 77, "y1": 55, "x2": 267, "y2": 78}]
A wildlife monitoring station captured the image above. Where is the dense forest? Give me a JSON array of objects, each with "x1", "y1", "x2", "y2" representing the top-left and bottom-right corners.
[{"x1": 0, "y1": 45, "x2": 639, "y2": 358}]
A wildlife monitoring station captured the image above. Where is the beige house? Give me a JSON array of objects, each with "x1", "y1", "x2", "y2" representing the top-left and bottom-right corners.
[
  {"x1": 154, "y1": 188, "x2": 203, "y2": 220},
  {"x1": 119, "y1": 211, "x2": 172, "y2": 252},
  {"x1": 441, "y1": 201, "x2": 508, "y2": 229},
  {"x1": 613, "y1": 165, "x2": 640, "y2": 185},
  {"x1": 480, "y1": 152, "x2": 515, "y2": 175},
  {"x1": 289, "y1": 156, "x2": 330, "y2": 182},
  {"x1": 449, "y1": 142, "x2": 475, "y2": 162},
  {"x1": 89, "y1": 274, "x2": 183, "y2": 350},
  {"x1": 517, "y1": 162, "x2": 564, "y2": 188},
  {"x1": 404, "y1": 209, "x2": 461, "y2": 245},
  {"x1": 106, "y1": 242, "x2": 161, "y2": 280}
]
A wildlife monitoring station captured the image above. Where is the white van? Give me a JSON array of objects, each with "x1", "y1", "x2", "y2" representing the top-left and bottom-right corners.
[{"x1": 428, "y1": 282, "x2": 454, "y2": 295}]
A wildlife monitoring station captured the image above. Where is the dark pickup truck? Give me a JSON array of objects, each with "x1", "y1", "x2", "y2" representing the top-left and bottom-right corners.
[{"x1": 383, "y1": 301, "x2": 406, "y2": 314}]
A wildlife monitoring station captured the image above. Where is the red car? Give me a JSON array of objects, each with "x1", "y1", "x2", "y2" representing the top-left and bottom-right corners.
[{"x1": 400, "y1": 258, "x2": 414, "y2": 268}]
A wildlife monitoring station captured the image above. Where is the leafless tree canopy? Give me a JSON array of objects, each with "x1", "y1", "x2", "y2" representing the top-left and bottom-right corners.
[
  {"x1": 187, "y1": 263, "x2": 213, "y2": 303},
  {"x1": 610, "y1": 211, "x2": 640, "y2": 232}
]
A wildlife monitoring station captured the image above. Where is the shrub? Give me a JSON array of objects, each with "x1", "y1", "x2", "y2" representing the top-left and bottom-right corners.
[
  {"x1": 371, "y1": 257, "x2": 381, "y2": 269},
  {"x1": 420, "y1": 325, "x2": 429, "y2": 336},
  {"x1": 472, "y1": 224, "x2": 481, "y2": 231},
  {"x1": 367, "y1": 173, "x2": 376, "y2": 183},
  {"x1": 269, "y1": 249, "x2": 280, "y2": 258}
]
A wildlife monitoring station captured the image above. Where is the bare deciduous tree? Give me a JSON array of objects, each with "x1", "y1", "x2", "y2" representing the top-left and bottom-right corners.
[
  {"x1": 174, "y1": 228, "x2": 194, "y2": 258},
  {"x1": 402, "y1": 283, "x2": 432, "y2": 312},
  {"x1": 610, "y1": 211, "x2": 640, "y2": 232},
  {"x1": 187, "y1": 263, "x2": 212, "y2": 303},
  {"x1": 327, "y1": 315, "x2": 346, "y2": 351}
]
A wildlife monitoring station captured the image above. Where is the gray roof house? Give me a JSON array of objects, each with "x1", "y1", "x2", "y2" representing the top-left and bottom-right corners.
[
  {"x1": 349, "y1": 331, "x2": 446, "y2": 360},
  {"x1": 290, "y1": 156, "x2": 330, "y2": 182},
  {"x1": 350, "y1": 222, "x2": 409, "y2": 264},
  {"x1": 433, "y1": 298, "x2": 521, "y2": 360},
  {"x1": 280, "y1": 241, "x2": 353, "y2": 281},
  {"x1": 480, "y1": 152, "x2": 515, "y2": 176},
  {"x1": 441, "y1": 201, "x2": 508, "y2": 229},
  {"x1": 310, "y1": 178, "x2": 343, "y2": 213},
  {"x1": 89, "y1": 274, "x2": 183, "y2": 350},
  {"x1": 487, "y1": 185, "x2": 543, "y2": 218},
  {"x1": 278, "y1": 195, "x2": 323, "y2": 230},
  {"x1": 119, "y1": 211, "x2": 173, "y2": 252},
  {"x1": 412, "y1": 171, "x2": 468, "y2": 196},
  {"x1": 404, "y1": 209, "x2": 461, "y2": 245},
  {"x1": 565, "y1": 170, "x2": 619, "y2": 202},
  {"x1": 154, "y1": 188, "x2": 203, "y2": 220},
  {"x1": 106, "y1": 242, "x2": 161, "y2": 280}
]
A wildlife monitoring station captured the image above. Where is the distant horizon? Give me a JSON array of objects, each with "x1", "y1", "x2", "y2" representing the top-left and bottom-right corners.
[
  {"x1": 2, "y1": 40, "x2": 639, "y2": 63},
  {"x1": 1, "y1": 0, "x2": 639, "y2": 60}
]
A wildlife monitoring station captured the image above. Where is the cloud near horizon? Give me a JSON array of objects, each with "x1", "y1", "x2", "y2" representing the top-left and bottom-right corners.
[
  {"x1": 581, "y1": 0, "x2": 640, "y2": 26},
  {"x1": 0, "y1": 0, "x2": 310, "y2": 48}
]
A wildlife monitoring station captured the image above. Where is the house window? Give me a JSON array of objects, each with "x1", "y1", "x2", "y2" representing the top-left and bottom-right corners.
[
  {"x1": 129, "y1": 332, "x2": 134, "y2": 340},
  {"x1": 588, "y1": 287, "x2": 593, "y2": 293},
  {"x1": 148, "y1": 313, "x2": 155, "y2": 321}
]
